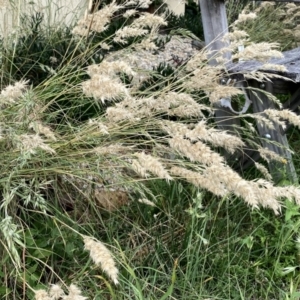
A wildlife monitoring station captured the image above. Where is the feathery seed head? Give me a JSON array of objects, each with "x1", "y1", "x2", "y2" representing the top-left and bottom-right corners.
[
  {"x1": 49, "y1": 56, "x2": 58, "y2": 64},
  {"x1": 223, "y1": 30, "x2": 249, "y2": 42},
  {"x1": 260, "y1": 1, "x2": 275, "y2": 8},
  {"x1": 260, "y1": 63, "x2": 287, "y2": 72},
  {"x1": 232, "y1": 42, "x2": 283, "y2": 62},
  {"x1": 135, "y1": 152, "x2": 172, "y2": 181},
  {"x1": 82, "y1": 74, "x2": 129, "y2": 103},
  {"x1": 125, "y1": 0, "x2": 152, "y2": 9},
  {"x1": 170, "y1": 166, "x2": 227, "y2": 197},
  {"x1": 161, "y1": 120, "x2": 190, "y2": 137},
  {"x1": 138, "y1": 198, "x2": 156, "y2": 206},
  {"x1": 49, "y1": 284, "x2": 65, "y2": 299},
  {"x1": 66, "y1": 284, "x2": 87, "y2": 300},
  {"x1": 135, "y1": 37, "x2": 158, "y2": 51},
  {"x1": 87, "y1": 61, "x2": 135, "y2": 77},
  {"x1": 100, "y1": 42, "x2": 111, "y2": 50},
  {"x1": 123, "y1": 9, "x2": 138, "y2": 18},
  {"x1": 29, "y1": 121, "x2": 57, "y2": 141},
  {"x1": 114, "y1": 27, "x2": 148, "y2": 44},
  {"x1": 161, "y1": 92, "x2": 209, "y2": 118},
  {"x1": 258, "y1": 147, "x2": 287, "y2": 164},
  {"x1": 186, "y1": 121, "x2": 244, "y2": 153},
  {"x1": 169, "y1": 136, "x2": 224, "y2": 166},
  {"x1": 250, "y1": 114, "x2": 275, "y2": 131},
  {"x1": 72, "y1": 26, "x2": 91, "y2": 37},
  {"x1": 16, "y1": 134, "x2": 55, "y2": 154},
  {"x1": 0, "y1": 80, "x2": 29, "y2": 107},
  {"x1": 94, "y1": 144, "x2": 131, "y2": 155},
  {"x1": 137, "y1": 0, "x2": 152, "y2": 9},
  {"x1": 254, "y1": 162, "x2": 273, "y2": 182},
  {"x1": 209, "y1": 85, "x2": 244, "y2": 104},
  {"x1": 234, "y1": 12, "x2": 257, "y2": 25},
  {"x1": 34, "y1": 290, "x2": 51, "y2": 300},
  {"x1": 131, "y1": 13, "x2": 167, "y2": 29},
  {"x1": 83, "y1": 236, "x2": 119, "y2": 285},
  {"x1": 265, "y1": 109, "x2": 300, "y2": 130},
  {"x1": 106, "y1": 106, "x2": 136, "y2": 122},
  {"x1": 285, "y1": 3, "x2": 297, "y2": 9},
  {"x1": 88, "y1": 119, "x2": 109, "y2": 135},
  {"x1": 186, "y1": 65, "x2": 221, "y2": 91},
  {"x1": 131, "y1": 159, "x2": 149, "y2": 178},
  {"x1": 72, "y1": 0, "x2": 123, "y2": 36},
  {"x1": 186, "y1": 52, "x2": 209, "y2": 72}
]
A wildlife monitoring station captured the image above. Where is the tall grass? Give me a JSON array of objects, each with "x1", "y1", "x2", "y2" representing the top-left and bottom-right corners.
[
  {"x1": 1, "y1": 1, "x2": 300, "y2": 299},
  {"x1": 233, "y1": 1, "x2": 300, "y2": 50}
]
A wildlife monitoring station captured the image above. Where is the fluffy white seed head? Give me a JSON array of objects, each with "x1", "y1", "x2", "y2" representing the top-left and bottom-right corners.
[{"x1": 83, "y1": 236, "x2": 119, "y2": 285}]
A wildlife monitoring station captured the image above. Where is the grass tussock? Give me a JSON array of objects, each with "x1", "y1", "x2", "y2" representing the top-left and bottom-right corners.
[
  {"x1": 1, "y1": 0, "x2": 300, "y2": 299},
  {"x1": 233, "y1": 1, "x2": 300, "y2": 50}
]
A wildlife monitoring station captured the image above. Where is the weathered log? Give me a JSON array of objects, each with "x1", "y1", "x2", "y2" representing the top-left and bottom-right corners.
[
  {"x1": 199, "y1": 0, "x2": 240, "y2": 135},
  {"x1": 249, "y1": 81, "x2": 298, "y2": 183}
]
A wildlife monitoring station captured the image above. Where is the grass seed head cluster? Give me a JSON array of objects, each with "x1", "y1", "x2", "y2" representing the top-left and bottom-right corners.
[
  {"x1": 35, "y1": 283, "x2": 87, "y2": 300},
  {"x1": 233, "y1": 1, "x2": 300, "y2": 50},
  {"x1": 1, "y1": 0, "x2": 300, "y2": 298},
  {"x1": 73, "y1": 1, "x2": 300, "y2": 213}
]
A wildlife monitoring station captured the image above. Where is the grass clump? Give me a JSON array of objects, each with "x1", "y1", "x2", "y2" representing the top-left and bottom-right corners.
[
  {"x1": 1, "y1": 1, "x2": 300, "y2": 299},
  {"x1": 232, "y1": 1, "x2": 300, "y2": 51}
]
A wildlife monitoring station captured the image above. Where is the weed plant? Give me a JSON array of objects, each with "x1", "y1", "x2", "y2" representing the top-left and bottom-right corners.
[{"x1": 1, "y1": 1, "x2": 300, "y2": 299}]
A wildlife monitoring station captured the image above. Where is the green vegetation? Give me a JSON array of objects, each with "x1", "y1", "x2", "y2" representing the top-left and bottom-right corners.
[
  {"x1": 1, "y1": 1, "x2": 300, "y2": 299},
  {"x1": 231, "y1": 1, "x2": 300, "y2": 51}
]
